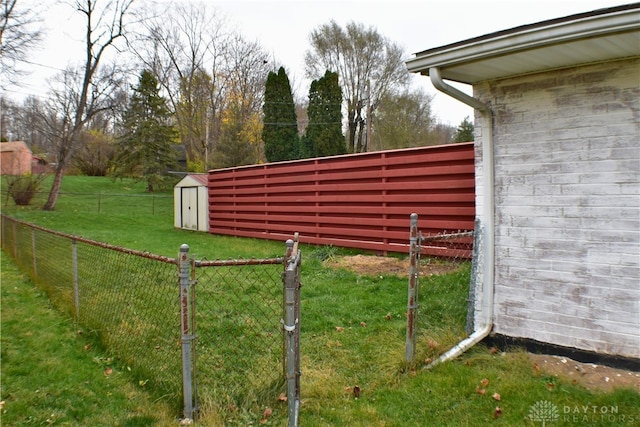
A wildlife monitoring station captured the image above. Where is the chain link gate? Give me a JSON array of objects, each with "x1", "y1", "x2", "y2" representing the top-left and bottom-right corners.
[
  {"x1": 178, "y1": 236, "x2": 301, "y2": 424},
  {"x1": 405, "y1": 213, "x2": 476, "y2": 364}
]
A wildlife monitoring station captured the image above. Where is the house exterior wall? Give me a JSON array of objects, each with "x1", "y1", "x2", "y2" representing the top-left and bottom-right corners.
[
  {"x1": 474, "y1": 58, "x2": 640, "y2": 358},
  {"x1": 0, "y1": 142, "x2": 32, "y2": 175}
]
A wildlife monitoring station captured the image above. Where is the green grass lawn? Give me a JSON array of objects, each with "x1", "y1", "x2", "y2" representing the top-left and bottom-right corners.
[
  {"x1": 2, "y1": 176, "x2": 639, "y2": 426},
  {"x1": 0, "y1": 252, "x2": 176, "y2": 426}
]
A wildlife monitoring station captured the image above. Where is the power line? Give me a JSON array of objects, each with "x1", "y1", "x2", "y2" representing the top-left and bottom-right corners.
[{"x1": 21, "y1": 59, "x2": 68, "y2": 73}]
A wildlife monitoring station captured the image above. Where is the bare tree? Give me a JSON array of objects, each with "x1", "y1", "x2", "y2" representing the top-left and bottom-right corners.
[
  {"x1": 131, "y1": 2, "x2": 231, "y2": 170},
  {"x1": 212, "y1": 34, "x2": 272, "y2": 167},
  {"x1": 305, "y1": 20, "x2": 409, "y2": 153},
  {"x1": 131, "y1": 3, "x2": 275, "y2": 170},
  {"x1": 1, "y1": 95, "x2": 50, "y2": 152},
  {"x1": 371, "y1": 87, "x2": 438, "y2": 150},
  {"x1": 0, "y1": 0, "x2": 43, "y2": 89},
  {"x1": 42, "y1": 0, "x2": 133, "y2": 211}
]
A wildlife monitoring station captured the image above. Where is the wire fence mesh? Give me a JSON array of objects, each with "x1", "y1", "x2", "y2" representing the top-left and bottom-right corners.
[
  {"x1": 192, "y1": 257, "x2": 287, "y2": 416},
  {"x1": 406, "y1": 214, "x2": 480, "y2": 365},
  {"x1": 1, "y1": 190, "x2": 173, "y2": 216},
  {"x1": 1, "y1": 214, "x2": 184, "y2": 403},
  {"x1": 0, "y1": 214, "x2": 293, "y2": 423},
  {"x1": 3, "y1": 209, "x2": 480, "y2": 424}
]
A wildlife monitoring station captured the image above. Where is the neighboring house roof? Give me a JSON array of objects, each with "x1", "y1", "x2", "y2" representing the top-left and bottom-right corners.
[
  {"x1": 406, "y1": 3, "x2": 640, "y2": 84},
  {"x1": 1, "y1": 141, "x2": 33, "y2": 175},
  {"x1": 0, "y1": 141, "x2": 32, "y2": 154}
]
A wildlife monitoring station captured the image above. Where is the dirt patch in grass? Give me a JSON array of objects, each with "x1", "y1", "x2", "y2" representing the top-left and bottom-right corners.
[
  {"x1": 529, "y1": 354, "x2": 640, "y2": 393},
  {"x1": 323, "y1": 254, "x2": 459, "y2": 277}
]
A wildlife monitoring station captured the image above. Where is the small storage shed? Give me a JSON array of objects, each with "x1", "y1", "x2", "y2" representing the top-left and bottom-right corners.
[{"x1": 174, "y1": 174, "x2": 209, "y2": 232}]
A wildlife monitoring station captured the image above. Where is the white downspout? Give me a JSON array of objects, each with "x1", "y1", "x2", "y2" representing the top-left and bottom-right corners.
[{"x1": 427, "y1": 67, "x2": 495, "y2": 367}]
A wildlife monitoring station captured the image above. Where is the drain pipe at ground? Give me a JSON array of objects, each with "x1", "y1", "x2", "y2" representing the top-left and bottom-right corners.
[{"x1": 427, "y1": 67, "x2": 495, "y2": 367}]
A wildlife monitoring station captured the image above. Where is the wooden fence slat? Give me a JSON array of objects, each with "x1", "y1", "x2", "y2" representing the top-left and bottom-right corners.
[{"x1": 208, "y1": 143, "x2": 475, "y2": 255}]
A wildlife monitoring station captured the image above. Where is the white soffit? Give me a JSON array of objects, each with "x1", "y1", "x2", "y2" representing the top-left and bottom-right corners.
[{"x1": 406, "y1": 5, "x2": 640, "y2": 84}]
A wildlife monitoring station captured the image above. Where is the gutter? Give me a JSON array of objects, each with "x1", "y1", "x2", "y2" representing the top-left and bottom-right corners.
[{"x1": 427, "y1": 67, "x2": 495, "y2": 367}]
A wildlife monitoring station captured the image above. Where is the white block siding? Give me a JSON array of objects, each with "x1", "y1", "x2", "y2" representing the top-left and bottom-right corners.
[{"x1": 473, "y1": 58, "x2": 640, "y2": 359}]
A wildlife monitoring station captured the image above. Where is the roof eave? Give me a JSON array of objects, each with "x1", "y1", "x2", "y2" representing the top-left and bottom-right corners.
[{"x1": 406, "y1": 5, "x2": 640, "y2": 84}]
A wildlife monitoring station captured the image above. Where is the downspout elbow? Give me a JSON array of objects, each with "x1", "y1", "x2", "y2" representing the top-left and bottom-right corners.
[{"x1": 429, "y1": 68, "x2": 490, "y2": 114}]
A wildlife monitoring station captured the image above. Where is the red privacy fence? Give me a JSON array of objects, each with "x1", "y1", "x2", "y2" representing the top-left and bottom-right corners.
[{"x1": 208, "y1": 142, "x2": 475, "y2": 255}]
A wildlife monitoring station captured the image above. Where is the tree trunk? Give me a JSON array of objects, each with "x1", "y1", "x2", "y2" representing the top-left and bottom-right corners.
[
  {"x1": 42, "y1": 164, "x2": 65, "y2": 211},
  {"x1": 347, "y1": 110, "x2": 356, "y2": 153}
]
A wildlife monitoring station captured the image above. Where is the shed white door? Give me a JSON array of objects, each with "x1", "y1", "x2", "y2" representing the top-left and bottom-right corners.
[{"x1": 181, "y1": 187, "x2": 199, "y2": 230}]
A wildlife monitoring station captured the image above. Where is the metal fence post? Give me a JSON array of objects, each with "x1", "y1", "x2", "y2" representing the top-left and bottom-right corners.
[
  {"x1": 283, "y1": 236, "x2": 301, "y2": 427},
  {"x1": 406, "y1": 213, "x2": 420, "y2": 363},
  {"x1": 72, "y1": 239, "x2": 79, "y2": 321},
  {"x1": 179, "y1": 244, "x2": 195, "y2": 421}
]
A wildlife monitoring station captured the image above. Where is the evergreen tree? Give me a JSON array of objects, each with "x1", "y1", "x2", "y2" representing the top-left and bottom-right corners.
[
  {"x1": 262, "y1": 67, "x2": 299, "y2": 162},
  {"x1": 453, "y1": 116, "x2": 475, "y2": 142},
  {"x1": 112, "y1": 70, "x2": 178, "y2": 191},
  {"x1": 302, "y1": 70, "x2": 345, "y2": 158}
]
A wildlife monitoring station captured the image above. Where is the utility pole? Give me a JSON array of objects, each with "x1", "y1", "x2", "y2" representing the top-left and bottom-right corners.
[{"x1": 365, "y1": 80, "x2": 372, "y2": 152}]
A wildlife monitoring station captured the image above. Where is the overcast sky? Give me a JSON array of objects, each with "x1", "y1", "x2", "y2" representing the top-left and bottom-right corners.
[{"x1": 7, "y1": 0, "x2": 629, "y2": 126}]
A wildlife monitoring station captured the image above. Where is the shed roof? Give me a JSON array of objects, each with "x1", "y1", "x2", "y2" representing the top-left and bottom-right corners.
[
  {"x1": 175, "y1": 173, "x2": 208, "y2": 188},
  {"x1": 406, "y1": 3, "x2": 640, "y2": 84}
]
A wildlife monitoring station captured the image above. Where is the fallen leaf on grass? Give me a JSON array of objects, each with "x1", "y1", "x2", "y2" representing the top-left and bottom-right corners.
[
  {"x1": 360, "y1": 321, "x2": 367, "y2": 327},
  {"x1": 104, "y1": 367, "x2": 113, "y2": 376},
  {"x1": 278, "y1": 392, "x2": 287, "y2": 402},
  {"x1": 335, "y1": 326, "x2": 343, "y2": 332},
  {"x1": 428, "y1": 339, "x2": 439, "y2": 350},
  {"x1": 353, "y1": 385, "x2": 361, "y2": 398},
  {"x1": 260, "y1": 407, "x2": 273, "y2": 424},
  {"x1": 385, "y1": 313, "x2": 392, "y2": 320},
  {"x1": 492, "y1": 392, "x2": 501, "y2": 401},
  {"x1": 494, "y1": 406, "x2": 503, "y2": 418},
  {"x1": 480, "y1": 378, "x2": 490, "y2": 387},
  {"x1": 83, "y1": 343, "x2": 91, "y2": 351},
  {"x1": 476, "y1": 387, "x2": 487, "y2": 395}
]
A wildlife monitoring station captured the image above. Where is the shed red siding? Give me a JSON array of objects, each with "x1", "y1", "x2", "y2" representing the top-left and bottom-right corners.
[{"x1": 208, "y1": 142, "x2": 475, "y2": 255}]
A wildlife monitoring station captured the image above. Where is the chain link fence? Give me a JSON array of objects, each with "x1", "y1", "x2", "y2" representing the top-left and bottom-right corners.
[
  {"x1": 1, "y1": 190, "x2": 172, "y2": 215},
  {"x1": 189, "y1": 255, "x2": 289, "y2": 419},
  {"x1": 406, "y1": 213, "x2": 481, "y2": 365},
  {"x1": 0, "y1": 214, "x2": 299, "y2": 424}
]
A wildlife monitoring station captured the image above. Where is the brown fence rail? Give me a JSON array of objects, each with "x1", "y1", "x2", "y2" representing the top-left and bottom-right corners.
[{"x1": 208, "y1": 142, "x2": 475, "y2": 256}]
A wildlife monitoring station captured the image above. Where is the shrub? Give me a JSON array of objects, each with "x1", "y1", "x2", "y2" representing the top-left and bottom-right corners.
[{"x1": 6, "y1": 174, "x2": 48, "y2": 205}]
